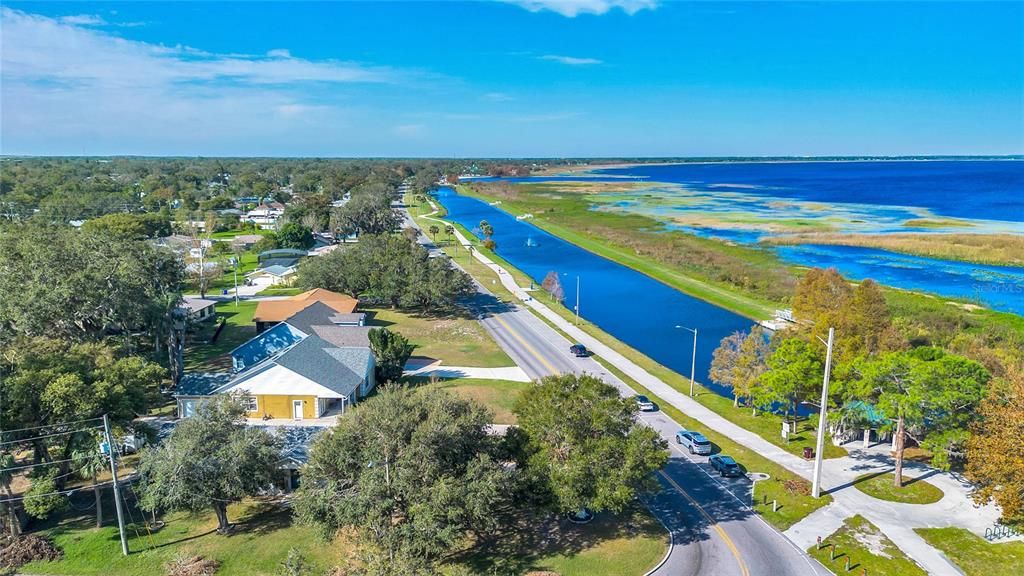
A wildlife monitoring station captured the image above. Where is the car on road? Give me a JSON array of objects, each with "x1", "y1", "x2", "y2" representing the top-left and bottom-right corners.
[
  {"x1": 569, "y1": 343, "x2": 588, "y2": 357},
  {"x1": 709, "y1": 455, "x2": 743, "y2": 477},
  {"x1": 675, "y1": 429, "x2": 712, "y2": 455},
  {"x1": 634, "y1": 394, "x2": 656, "y2": 411}
]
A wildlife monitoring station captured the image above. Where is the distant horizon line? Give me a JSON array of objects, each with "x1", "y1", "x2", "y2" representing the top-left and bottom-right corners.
[{"x1": 2, "y1": 154, "x2": 1022, "y2": 161}]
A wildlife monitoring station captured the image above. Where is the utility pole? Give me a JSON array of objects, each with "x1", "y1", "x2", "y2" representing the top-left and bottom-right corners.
[
  {"x1": 575, "y1": 276, "x2": 580, "y2": 325},
  {"x1": 812, "y1": 327, "x2": 835, "y2": 499},
  {"x1": 103, "y1": 414, "x2": 129, "y2": 555}
]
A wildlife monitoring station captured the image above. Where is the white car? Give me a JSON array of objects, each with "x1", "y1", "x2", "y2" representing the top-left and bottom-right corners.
[
  {"x1": 675, "y1": 429, "x2": 712, "y2": 455},
  {"x1": 634, "y1": 395, "x2": 656, "y2": 412}
]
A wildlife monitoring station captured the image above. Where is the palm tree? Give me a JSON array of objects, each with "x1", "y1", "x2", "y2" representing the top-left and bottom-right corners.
[
  {"x1": 428, "y1": 225, "x2": 440, "y2": 241},
  {"x1": 444, "y1": 225, "x2": 454, "y2": 245},
  {"x1": 71, "y1": 433, "x2": 107, "y2": 528}
]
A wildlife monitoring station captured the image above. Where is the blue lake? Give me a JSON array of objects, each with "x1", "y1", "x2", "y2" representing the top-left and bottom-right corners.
[
  {"x1": 597, "y1": 160, "x2": 1024, "y2": 223},
  {"x1": 436, "y1": 187, "x2": 753, "y2": 397},
  {"x1": 475, "y1": 160, "x2": 1024, "y2": 314},
  {"x1": 774, "y1": 244, "x2": 1024, "y2": 315}
]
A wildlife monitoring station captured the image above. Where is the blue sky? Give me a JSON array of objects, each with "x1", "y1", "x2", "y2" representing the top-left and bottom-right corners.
[{"x1": 1, "y1": 1, "x2": 1021, "y2": 157}]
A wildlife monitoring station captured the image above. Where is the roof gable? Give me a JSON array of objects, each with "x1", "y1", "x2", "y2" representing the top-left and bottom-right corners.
[
  {"x1": 275, "y1": 336, "x2": 370, "y2": 398},
  {"x1": 230, "y1": 322, "x2": 307, "y2": 372}
]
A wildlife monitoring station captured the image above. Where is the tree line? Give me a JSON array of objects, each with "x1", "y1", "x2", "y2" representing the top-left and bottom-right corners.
[{"x1": 709, "y1": 268, "x2": 1011, "y2": 496}]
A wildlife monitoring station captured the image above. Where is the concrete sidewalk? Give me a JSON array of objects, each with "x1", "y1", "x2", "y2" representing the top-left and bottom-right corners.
[
  {"x1": 403, "y1": 360, "x2": 531, "y2": 382},
  {"x1": 425, "y1": 204, "x2": 1000, "y2": 575}
]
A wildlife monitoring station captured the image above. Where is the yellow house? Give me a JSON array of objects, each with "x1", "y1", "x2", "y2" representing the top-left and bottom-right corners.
[{"x1": 176, "y1": 336, "x2": 375, "y2": 421}]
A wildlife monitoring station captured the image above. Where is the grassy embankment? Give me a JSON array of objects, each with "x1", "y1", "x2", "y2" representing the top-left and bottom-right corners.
[
  {"x1": 762, "y1": 232, "x2": 1024, "y2": 267},
  {"x1": 853, "y1": 472, "x2": 944, "y2": 505},
  {"x1": 407, "y1": 195, "x2": 833, "y2": 529},
  {"x1": 915, "y1": 527, "x2": 1024, "y2": 576},
  {"x1": 808, "y1": 515, "x2": 927, "y2": 576}
]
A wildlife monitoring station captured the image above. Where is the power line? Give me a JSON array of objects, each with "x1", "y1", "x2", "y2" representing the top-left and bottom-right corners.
[
  {"x1": 0, "y1": 425, "x2": 104, "y2": 448},
  {"x1": 0, "y1": 417, "x2": 104, "y2": 437},
  {"x1": 0, "y1": 457, "x2": 78, "y2": 473}
]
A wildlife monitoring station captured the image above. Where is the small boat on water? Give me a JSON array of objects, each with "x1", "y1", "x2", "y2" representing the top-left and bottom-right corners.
[{"x1": 525, "y1": 236, "x2": 539, "y2": 248}]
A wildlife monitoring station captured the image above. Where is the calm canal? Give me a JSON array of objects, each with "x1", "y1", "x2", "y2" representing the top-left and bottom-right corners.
[{"x1": 436, "y1": 186, "x2": 755, "y2": 397}]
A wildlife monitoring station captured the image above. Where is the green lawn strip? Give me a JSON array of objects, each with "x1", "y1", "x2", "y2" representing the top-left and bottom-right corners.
[
  {"x1": 853, "y1": 472, "x2": 944, "y2": 505},
  {"x1": 455, "y1": 184, "x2": 778, "y2": 320},
  {"x1": 209, "y1": 228, "x2": 272, "y2": 239},
  {"x1": 183, "y1": 300, "x2": 257, "y2": 372},
  {"x1": 255, "y1": 286, "x2": 303, "y2": 296},
  {"x1": 412, "y1": 377, "x2": 530, "y2": 424},
  {"x1": 915, "y1": 527, "x2": 1024, "y2": 576},
  {"x1": 808, "y1": 515, "x2": 927, "y2": 576},
  {"x1": 21, "y1": 499, "x2": 340, "y2": 576},
  {"x1": 366, "y1": 306, "x2": 514, "y2": 368},
  {"x1": 447, "y1": 502, "x2": 667, "y2": 576},
  {"x1": 590, "y1": 355, "x2": 831, "y2": 531}
]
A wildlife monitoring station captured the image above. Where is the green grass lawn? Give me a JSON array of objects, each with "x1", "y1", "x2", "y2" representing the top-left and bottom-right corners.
[
  {"x1": 255, "y1": 286, "x2": 303, "y2": 296},
  {"x1": 22, "y1": 493, "x2": 664, "y2": 576},
  {"x1": 854, "y1": 472, "x2": 944, "y2": 505},
  {"x1": 915, "y1": 527, "x2": 1024, "y2": 576},
  {"x1": 21, "y1": 499, "x2": 341, "y2": 576},
  {"x1": 809, "y1": 515, "x2": 927, "y2": 576},
  {"x1": 184, "y1": 300, "x2": 257, "y2": 372},
  {"x1": 591, "y1": 356, "x2": 830, "y2": 530},
  {"x1": 367, "y1": 306, "x2": 514, "y2": 368},
  {"x1": 450, "y1": 503, "x2": 667, "y2": 576},
  {"x1": 417, "y1": 377, "x2": 530, "y2": 424}
]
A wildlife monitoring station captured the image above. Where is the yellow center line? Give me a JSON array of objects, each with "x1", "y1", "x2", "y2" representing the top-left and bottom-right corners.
[
  {"x1": 658, "y1": 470, "x2": 750, "y2": 576},
  {"x1": 492, "y1": 314, "x2": 560, "y2": 375}
]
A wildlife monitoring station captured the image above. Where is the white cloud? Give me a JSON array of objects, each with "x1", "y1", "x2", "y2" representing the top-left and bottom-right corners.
[
  {"x1": 0, "y1": 8, "x2": 409, "y2": 154},
  {"x1": 505, "y1": 0, "x2": 657, "y2": 17},
  {"x1": 267, "y1": 48, "x2": 292, "y2": 59},
  {"x1": 540, "y1": 54, "x2": 603, "y2": 65},
  {"x1": 59, "y1": 14, "x2": 107, "y2": 26},
  {"x1": 483, "y1": 92, "x2": 515, "y2": 102}
]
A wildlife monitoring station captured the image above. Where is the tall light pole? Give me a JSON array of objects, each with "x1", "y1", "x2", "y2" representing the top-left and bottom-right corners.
[
  {"x1": 675, "y1": 325, "x2": 698, "y2": 397},
  {"x1": 812, "y1": 326, "x2": 835, "y2": 499},
  {"x1": 575, "y1": 276, "x2": 581, "y2": 325}
]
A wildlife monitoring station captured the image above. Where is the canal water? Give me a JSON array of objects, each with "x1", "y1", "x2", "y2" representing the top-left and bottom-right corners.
[{"x1": 436, "y1": 186, "x2": 754, "y2": 397}]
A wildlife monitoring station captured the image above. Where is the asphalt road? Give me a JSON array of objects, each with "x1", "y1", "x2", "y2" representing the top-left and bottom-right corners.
[{"x1": 405, "y1": 202, "x2": 829, "y2": 576}]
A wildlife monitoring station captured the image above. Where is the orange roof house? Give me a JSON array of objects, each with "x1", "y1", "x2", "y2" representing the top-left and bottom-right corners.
[{"x1": 253, "y1": 289, "x2": 359, "y2": 333}]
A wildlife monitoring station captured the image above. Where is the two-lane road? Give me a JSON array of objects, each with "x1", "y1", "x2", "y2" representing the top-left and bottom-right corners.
[
  {"x1": 406, "y1": 203, "x2": 828, "y2": 575},
  {"x1": 464, "y1": 291, "x2": 828, "y2": 576}
]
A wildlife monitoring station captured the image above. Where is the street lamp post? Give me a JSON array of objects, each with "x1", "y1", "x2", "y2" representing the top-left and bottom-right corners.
[
  {"x1": 675, "y1": 325, "x2": 698, "y2": 397},
  {"x1": 575, "y1": 276, "x2": 581, "y2": 325},
  {"x1": 811, "y1": 326, "x2": 835, "y2": 499}
]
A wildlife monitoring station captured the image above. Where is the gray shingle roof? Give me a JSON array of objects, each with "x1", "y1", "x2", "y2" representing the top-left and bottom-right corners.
[
  {"x1": 309, "y1": 325, "x2": 372, "y2": 348},
  {"x1": 274, "y1": 336, "x2": 370, "y2": 398},
  {"x1": 282, "y1": 301, "x2": 340, "y2": 333},
  {"x1": 176, "y1": 372, "x2": 232, "y2": 396}
]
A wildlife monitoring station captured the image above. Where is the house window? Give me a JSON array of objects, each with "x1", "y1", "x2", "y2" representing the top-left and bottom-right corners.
[{"x1": 242, "y1": 396, "x2": 258, "y2": 412}]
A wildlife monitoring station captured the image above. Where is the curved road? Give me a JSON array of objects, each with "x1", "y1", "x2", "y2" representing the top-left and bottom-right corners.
[{"x1": 406, "y1": 202, "x2": 828, "y2": 576}]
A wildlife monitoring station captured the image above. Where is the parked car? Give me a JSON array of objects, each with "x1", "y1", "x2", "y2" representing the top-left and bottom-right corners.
[
  {"x1": 709, "y1": 455, "x2": 743, "y2": 477},
  {"x1": 569, "y1": 343, "x2": 588, "y2": 357},
  {"x1": 675, "y1": 429, "x2": 712, "y2": 455},
  {"x1": 634, "y1": 395, "x2": 656, "y2": 411}
]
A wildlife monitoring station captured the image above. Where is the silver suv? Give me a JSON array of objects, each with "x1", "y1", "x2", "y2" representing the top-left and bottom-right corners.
[{"x1": 675, "y1": 429, "x2": 712, "y2": 455}]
